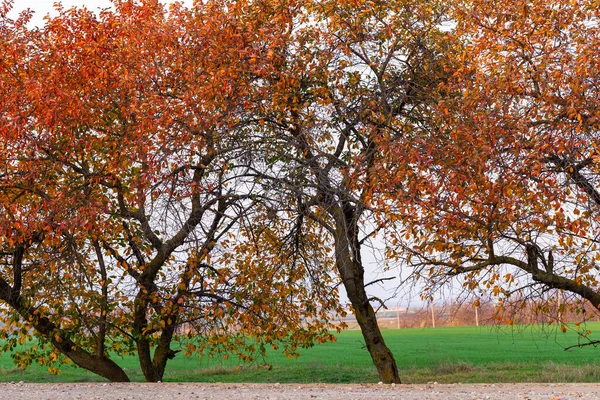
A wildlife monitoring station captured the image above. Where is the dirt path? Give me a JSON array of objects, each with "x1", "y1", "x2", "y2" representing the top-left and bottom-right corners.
[{"x1": 0, "y1": 382, "x2": 598, "y2": 400}]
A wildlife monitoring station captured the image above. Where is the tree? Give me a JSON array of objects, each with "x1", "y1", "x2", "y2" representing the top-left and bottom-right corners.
[
  {"x1": 241, "y1": 0, "x2": 455, "y2": 383},
  {"x1": 0, "y1": 0, "x2": 342, "y2": 382},
  {"x1": 384, "y1": 0, "x2": 600, "y2": 332}
]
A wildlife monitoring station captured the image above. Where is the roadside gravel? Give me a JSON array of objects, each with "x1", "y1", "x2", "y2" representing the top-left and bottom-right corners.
[{"x1": 0, "y1": 382, "x2": 599, "y2": 400}]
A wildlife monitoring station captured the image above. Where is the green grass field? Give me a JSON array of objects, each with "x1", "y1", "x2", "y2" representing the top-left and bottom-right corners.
[{"x1": 1, "y1": 323, "x2": 600, "y2": 383}]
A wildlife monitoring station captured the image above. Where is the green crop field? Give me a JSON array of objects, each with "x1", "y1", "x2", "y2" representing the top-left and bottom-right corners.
[{"x1": 1, "y1": 324, "x2": 600, "y2": 383}]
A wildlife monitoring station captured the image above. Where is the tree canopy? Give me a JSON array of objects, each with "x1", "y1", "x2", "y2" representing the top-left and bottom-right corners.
[
  {"x1": 1, "y1": 0, "x2": 600, "y2": 384},
  {"x1": 387, "y1": 0, "x2": 600, "y2": 329},
  {"x1": 0, "y1": 0, "x2": 342, "y2": 382}
]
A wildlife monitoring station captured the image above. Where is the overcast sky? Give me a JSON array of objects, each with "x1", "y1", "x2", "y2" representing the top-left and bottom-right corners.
[
  {"x1": 10, "y1": 0, "x2": 193, "y2": 27},
  {"x1": 10, "y1": 0, "x2": 110, "y2": 26}
]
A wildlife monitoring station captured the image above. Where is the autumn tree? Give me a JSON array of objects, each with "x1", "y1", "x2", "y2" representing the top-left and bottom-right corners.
[
  {"x1": 384, "y1": 0, "x2": 600, "y2": 333},
  {"x1": 240, "y1": 0, "x2": 455, "y2": 383},
  {"x1": 0, "y1": 0, "x2": 342, "y2": 382}
]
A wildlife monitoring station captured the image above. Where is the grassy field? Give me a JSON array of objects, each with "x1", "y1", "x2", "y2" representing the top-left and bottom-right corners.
[{"x1": 1, "y1": 323, "x2": 600, "y2": 383}]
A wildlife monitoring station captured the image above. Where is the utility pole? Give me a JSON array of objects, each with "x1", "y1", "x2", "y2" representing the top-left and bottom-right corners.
[{"x1": 430, "y1": 302, "x2": 436, "y2": 328}]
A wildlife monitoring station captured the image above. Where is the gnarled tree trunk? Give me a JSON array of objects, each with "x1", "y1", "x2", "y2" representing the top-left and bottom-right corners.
[
  {"x1": 331, "y1": 202, "x2": 401, "y2": 384},
  {"x1": 0, "y1": 278, "x2": 130, "y2": 382}
]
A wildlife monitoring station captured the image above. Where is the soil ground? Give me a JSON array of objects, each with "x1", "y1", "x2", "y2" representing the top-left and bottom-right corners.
[{"x1": 0, "y1": 382, "x2": 599, "y2": 400}]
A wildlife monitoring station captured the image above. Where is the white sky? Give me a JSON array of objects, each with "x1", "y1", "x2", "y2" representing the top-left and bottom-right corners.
[
  {"x1": 10, "y1": 0, "x2": 193, "y2": 27},
  {"x1": 11, "y1": 0, "x2": 110, "y2": 26}
]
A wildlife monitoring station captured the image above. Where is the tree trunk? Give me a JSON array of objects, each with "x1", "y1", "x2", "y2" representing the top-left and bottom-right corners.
[
  {"x1": 331, "y1": 204, "x2": 401, "y2": 384},
  {"x1": 290, "y1": 115, "x2": 401, "y2": 382},
  {"x1": 135, "y1": 326, "x2": 177, "y2": 382},
  {"x1": 350, "y1": 290, "x2": 401, "y2": 383},
  {"x1": 55, "y1": 348, "x2": 130, "y2": 382},
  {"x1": 137, "y1": 337, "x2": 160, "y2": 382},
  {"x1": 152, "y1": 324, "x2": 178, "y2": 380},
  {"x1": 133, "y1": 289, "x2": 178, "y2": 382},
  {"x1": 133, "y1": 291, "x2": 162, "y2": 382},
  {"x1": 0, "y1": 279, "x2": 130, "y2": 382}
]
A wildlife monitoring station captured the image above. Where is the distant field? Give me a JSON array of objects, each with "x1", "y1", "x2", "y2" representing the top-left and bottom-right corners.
[{"x1": 1, "y1": 323, "x2": 600, "y2": 383}]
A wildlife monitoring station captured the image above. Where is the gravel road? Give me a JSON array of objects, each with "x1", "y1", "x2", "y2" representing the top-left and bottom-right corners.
[{"x1": 0, "y1": 382, "x2": 599, "y2": 400}]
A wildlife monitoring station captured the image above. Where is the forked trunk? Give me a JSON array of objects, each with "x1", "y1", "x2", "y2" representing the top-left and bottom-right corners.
[{"x1": 134, "y1": 291, "x2": 178, "y2": 382}]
